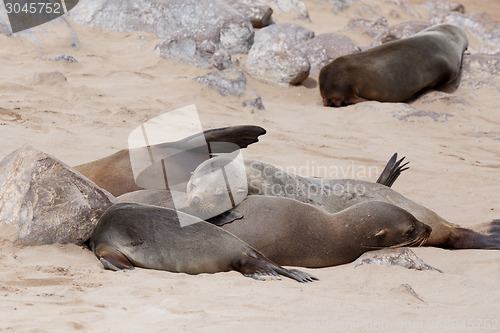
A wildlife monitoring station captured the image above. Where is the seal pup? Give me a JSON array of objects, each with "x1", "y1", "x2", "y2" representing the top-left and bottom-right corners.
[
  {"x1": 89, "y1": 203, "x2": 317, "y2": 283},
  {"x1": 319, "y1": 24, "x2": 468, "y2": 106},
  {"x1": 187, "y1": 156, "x2": 500, "y2": 249},
  {"x1": 75, "y1": 125, "x2": 266, "y2": 196}
]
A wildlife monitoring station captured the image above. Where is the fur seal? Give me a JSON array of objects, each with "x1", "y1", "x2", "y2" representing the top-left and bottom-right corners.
[
  {"x1": 89, "y1": 202, "x2": 317, "y2": 282},
  {"x1": 187, "y1": 155, "x2": 500, "y2": 250},
  {"x1": 220, "y1": 197, "x2": 431, "y2": 268},
  {"x1": 75, "y1": 125, "x2": 266, "y2": 196},
  {"x1": 319, "y1": 24, "x2": 468, "y2": 106}
]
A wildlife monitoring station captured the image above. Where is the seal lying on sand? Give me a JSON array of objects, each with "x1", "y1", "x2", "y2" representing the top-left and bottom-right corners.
[
  {"x1": 319, "y1": 24, "x2": 468, "y2": 106},
  {"x1": 89, "y1": 203, "x2": 317, "y2": 282},
  {"x1": 220, "y1": 197, "x2": 432, "y2": 268},
  {"x1": 75, "y1": 125, "x2": 266, "y2": 196},
  {"x1": 187, "y1": 155, "x2": 500, "y2": 249}
]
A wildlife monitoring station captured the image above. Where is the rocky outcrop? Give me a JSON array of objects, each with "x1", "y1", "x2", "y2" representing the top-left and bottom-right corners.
[
  {"x1": 70, "y1": 0, "x2": 255, "y2": 67},
  {"x1": 0, "y1": 145, "x2": 116, "y2": 245}
]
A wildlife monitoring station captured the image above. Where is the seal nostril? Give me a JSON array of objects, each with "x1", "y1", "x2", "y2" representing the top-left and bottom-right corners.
[{"x1": 192, "y1": 196, "x2": 201, "y2": 206}]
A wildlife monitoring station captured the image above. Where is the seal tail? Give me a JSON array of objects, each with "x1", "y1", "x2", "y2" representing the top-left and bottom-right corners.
[
  {"x1": 376, "y1": 153, "x2": 409, "y2": 187},
  {"x1": 233, "y1": 250, "x2": 318, "y2": 283}
]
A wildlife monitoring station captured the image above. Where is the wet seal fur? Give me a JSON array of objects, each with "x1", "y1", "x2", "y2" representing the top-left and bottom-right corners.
[
  {"x1": 319, "y1": 24, "x2": 469, "y2": 106},
  {"x1": 89, "y1": 203, "x2": 317, "y2": 283}
]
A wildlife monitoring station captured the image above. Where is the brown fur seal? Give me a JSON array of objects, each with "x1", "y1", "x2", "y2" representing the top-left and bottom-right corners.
[
  {"x1": 319, "y1": 24, "x2": 468, "y2": 106},
  {"x1": 75, "y1": 125, "x2": 266, "y2": 196},
  {"x1": 88, "y1": 202, "x2": 317, "y2": 282},
  {"x1": 187, "y1": 156, "x2": 500, "y2": 250},
  {"x1": 220, "y1": 197, "x2": 432, "y2": 268}
]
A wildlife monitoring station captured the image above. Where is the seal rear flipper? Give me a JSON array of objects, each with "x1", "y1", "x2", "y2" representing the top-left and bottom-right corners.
[
  {"x1": 376, "y1": 153, "x2": 410, "y2": 187},
  {"x1": 446, "y1": 219, "x2": 500, "y2": 249},
  {"x1": 232, "y1": 250, "x2": 318, "y2": 283},
  {"x1": 95, "y1": 245, "x2": 134, "y2": 271}
]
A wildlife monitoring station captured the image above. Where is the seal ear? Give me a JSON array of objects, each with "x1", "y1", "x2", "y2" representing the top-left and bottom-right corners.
[{"x1": 374, "y1": 229, "x2": 387, "y2": 237}]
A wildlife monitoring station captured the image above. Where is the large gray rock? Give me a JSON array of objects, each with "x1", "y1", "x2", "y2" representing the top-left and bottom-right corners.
[
  {"x1": 245, "y1": 23, "x2": 313, "y2": 86},
  {"x1": 297, "y1": 33, "x2": 360, "y2": 75},
  {"x1": 0, "y1": 145, "x2": 116, "y2": 245},
  {"x1": 195, "y1": 69, "x2": 265, "y2": 110},
  {"x1": 70, "y1": 0, "x2": 254, "y2": 67},
  {"x1": 224, "y1": 0, "x2": 274, "y2": 28},
  {"x1": 434, "y1": 12, "x2": 500, "y2": 54}
]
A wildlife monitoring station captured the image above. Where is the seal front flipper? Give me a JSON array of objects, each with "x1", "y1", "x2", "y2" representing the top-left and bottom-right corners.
[
  {"x1": 233, "y1": 249, "x2": 318, "y2": 283},
  {"x1": 376, "y1": 153, "x2": 410, "y2": 187},
  {"x1": 206, "y1": 209, "x2": 244, "y2": 226},
  {"x1": 94, "y1": 244, "x2": 135, "y2": 271}
]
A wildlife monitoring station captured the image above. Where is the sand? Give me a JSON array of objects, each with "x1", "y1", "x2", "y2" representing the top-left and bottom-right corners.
[{"x1": 0, "y1": 0, "x2": 499, "y2": 332}]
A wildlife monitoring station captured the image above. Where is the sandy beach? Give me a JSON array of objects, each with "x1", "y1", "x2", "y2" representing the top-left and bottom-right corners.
[{"x1": 0, "y1": 0, "x2": 499, "y2": 331}]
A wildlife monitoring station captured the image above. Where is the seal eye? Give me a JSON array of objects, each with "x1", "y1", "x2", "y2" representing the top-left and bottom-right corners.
[{"x1": 404, "y1": 224, "x2": 415, "y2": 236}]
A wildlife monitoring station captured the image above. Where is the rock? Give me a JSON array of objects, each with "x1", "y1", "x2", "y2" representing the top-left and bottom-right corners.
[
  {"x1": 70, "y1": 0, "x2": 254, "y2": 67},
  {"x1": 353, "y1": 248, "x2": 442, "y2": 272},
  {"x1": 422, "y1": 0, "x2": 464, "y2": 18},
  {"x1": 35, "y1": 54, "x2": 79, "y2": 63},
  {"x1": 459, "y1": 53, "x2": 500, "y2": 89},
  {"x1": 377, "y1": 21, "x2": 431, "y2": 44},
  {"x1": 346, "y1": 16, "x2": 388, "y2": 39},
  {"x1": 245, "y1": 23, "x2": 313, "y2": 86},
  {"x1": 195, "y1": 69, "x2": 265, "y2": 110},
  {"x1": 296, "y1": 33, "x2": 360, "y2": 75},
  {"x1": 0, "y1": 145, "x2": 116, "y2": 245},
  {"x1": 259, "y1": 0, "x2": 309, "y2": 20},
  {"x1": 434, "y1": 12, "x2": 500, "y2": 54},
  {"x1": 212, "y1": 50, "x2": 233, "y2": 70},
  {"x1": 224, "y1": 0, "x2": 274, "y2": 28}
]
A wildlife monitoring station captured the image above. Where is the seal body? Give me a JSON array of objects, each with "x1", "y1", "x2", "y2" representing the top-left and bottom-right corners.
[
  {"x1": 89, "y1": 203, "x2": 317, "y2": 282},
  {"x1": 221, "y1": 197, "x2": 431, "y2": 268},
  {"x1": 319, "y1": 24, "x2": 468, "y2": 106}
]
